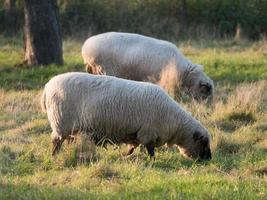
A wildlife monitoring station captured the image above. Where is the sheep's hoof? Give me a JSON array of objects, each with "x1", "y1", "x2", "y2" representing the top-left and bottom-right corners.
[{"x1": 149, "y1": 155, "x2": 156, "y2": 161}]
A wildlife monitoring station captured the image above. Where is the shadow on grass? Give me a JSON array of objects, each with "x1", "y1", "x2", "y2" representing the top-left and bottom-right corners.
[
  {"x1": 254, "y1": 167, "x2": 267, "y2": 176},
  {"x1": 0, "y1": 146, "x2": 38, "y2": 176},
  {"x1": 1, "y1": 174, "x2": 263, "y2": 200},
  {"x1": 254, "y1": 122, "x2": 267, "y2": 132},
  {"x1": 0, "y1": 181, "x2": 207, "y2": 200},
  {"x1": 151, "y1": 156, "x2": 196, "y2": 171},
  {"x1": 0, "y1": 182, "x2": 93, "y2": 200},
  {"x1": 217, "y1": 111, "x2": 256, "y2": 133}
]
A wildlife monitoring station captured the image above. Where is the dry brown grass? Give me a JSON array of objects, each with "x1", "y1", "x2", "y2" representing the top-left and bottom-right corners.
[{"x1": 213, "y1": 81, "x2": 265, "y2": 119}]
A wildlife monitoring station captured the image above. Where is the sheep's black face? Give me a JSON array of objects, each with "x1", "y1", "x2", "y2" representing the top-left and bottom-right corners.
[
  {"x1": 185, "y1": 68, "x2": 213, "y2": 103},
  {"x1": 178, "y1": 131, "x2": 212, "y2": 161},
  {"x1": 189, "y1": 79, "x2": 213, "y2": 103},
  {"x1": 198, "y1": 81, "x2": 213, "y2": 101},
  {"x1": 193, "y1": 131, "x2": 212, "y2": 161}
]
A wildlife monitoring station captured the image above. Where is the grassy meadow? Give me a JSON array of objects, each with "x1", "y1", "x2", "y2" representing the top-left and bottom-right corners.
[{"x1": 0, "y1": 36, "x2": 267, "y2": 199}]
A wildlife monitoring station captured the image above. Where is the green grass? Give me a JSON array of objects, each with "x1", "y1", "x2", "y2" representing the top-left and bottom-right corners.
[{"x1": 0, "y1": 36, "x2": 267, "y2": 199}]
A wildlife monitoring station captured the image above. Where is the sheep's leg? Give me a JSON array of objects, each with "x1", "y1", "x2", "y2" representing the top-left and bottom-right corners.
[
  {"x1": 145, "y1": 143, "x2": 155, "y2": 160},
  {"x1": 85, "y1": 62, "x2": 105, "y2": 75},
  {"x1": 136, "y1": 127, "x2": 156, "y2": 159},
  {"x1": 52, "y1": 137, "x2": 64, "y2": 156},
  {"x1": 85, "y1": 63, "x2": 94, "y2": 74}
]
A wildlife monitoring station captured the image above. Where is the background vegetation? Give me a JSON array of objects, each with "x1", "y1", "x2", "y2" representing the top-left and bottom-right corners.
[{"x1": 1, "y1": 0, "x2": 267, "y2": 40}]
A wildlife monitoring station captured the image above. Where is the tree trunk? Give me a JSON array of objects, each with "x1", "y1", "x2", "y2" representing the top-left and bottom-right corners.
[
  {"x1": 179, "y1": 0, "x2": 188, "y2": 35},
  {"x1": 24, "y1": 0, "x2": 63, "y2": 66},
  {"x1": 4, "y1": 0, "x2": 18, "y2": 36},
  {"x1": 234, "y1": 23, "x2": 242, "y2": 42}
]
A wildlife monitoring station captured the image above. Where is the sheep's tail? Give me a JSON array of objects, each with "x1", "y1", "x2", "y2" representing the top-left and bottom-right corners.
[{"x1": 40, "y1": 89, "x2": 47, "y2": 113}]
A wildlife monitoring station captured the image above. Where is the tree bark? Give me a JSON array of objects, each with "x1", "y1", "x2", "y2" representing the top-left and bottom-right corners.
[
  {"x1": 4, "y1": 0, "x2": 18, "y2": 36},
  {"x1": 24, "y1": 0, "x2": 63, "y2": 66},
  {"x1": 234, "y1": 23, "x2": 242, "y2": 42}
]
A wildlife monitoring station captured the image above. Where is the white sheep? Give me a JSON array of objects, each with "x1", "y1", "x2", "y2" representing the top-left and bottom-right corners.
[
  {"x1": 41, "y1": 72, "x2": 211, "y2": 160},
  {"x1": 82, "y1": 32, "x2": 214, "y2": 102}
]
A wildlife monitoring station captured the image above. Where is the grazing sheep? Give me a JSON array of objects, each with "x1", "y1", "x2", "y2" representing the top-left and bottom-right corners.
[
  {"x1": 41, "y1": 72, "x2": 212, "y2": 161},
  {"x1": 82, "y1": 32, "x2": 214, "y2": 102}
]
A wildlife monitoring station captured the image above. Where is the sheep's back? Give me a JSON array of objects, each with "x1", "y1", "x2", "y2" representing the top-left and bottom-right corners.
[
  {"x1": 44, "y1": 73, "x2": 179, "y2": 142},
  {"x1": 81, "y1": 32, "x2": 186, "y2": 81}
]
